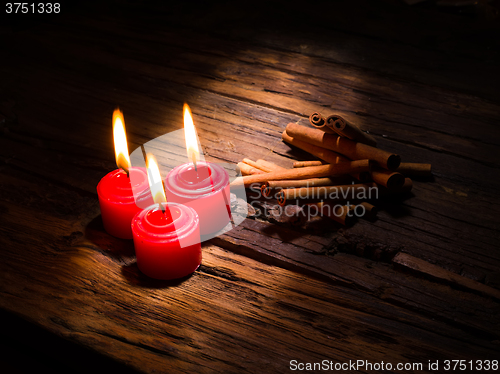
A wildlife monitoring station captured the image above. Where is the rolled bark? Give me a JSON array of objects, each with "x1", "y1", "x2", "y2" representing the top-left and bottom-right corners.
[
  {"x1": 261, "y1": 176, "x2": 353, "y2": 197},
  {"x1": 401, "y1": 178, "x2": 413, "y2": 192},
  {"x1": 309, "y1": 112, "x2": 336, "y2": 134},
  {"x1": 282, "y1": 130, "x2": 350, "y2": 164},
  {"x1": 370, "y1": 168, "x2": 405, "y2": 190},
  {"x1": 308, "y1": 203, "x2": 356, "y2": 226},
  {"x1": 256, "y1": 159, "x2": 288, "y2": 172},
  {"x1": 285, "y1": 123, "x2": 400, "y2": 170},
  {"x1": 242, "y1": 158, "x2": 273, "y2": 172},
  {"x1": 379, "y1": 177, "x2": 413, "y2": 195},
  {"x1": 351, "y1": 172, "x2": 371, "y2": 182},
  {"x1": 396, "y1": 163, "x2": 432, "y2": 178},
  {"x1": 277, "y1": 183, "x2": 377, "y2": 206},
  {"x1": 230, "y1": 160, "x2": 371, "y2": 188},
  {"x1": 293, "y1": 160, "x2": 324, "y2": 168},
  {"x1": 357, "y1": 202, "x2": 378, "y2": 220},
  {"x1": 292, "y1": 161, "x2": 370, "y2": 183},
  {"x1": 325, "y1": 114, "x2": 377, "y2": 147},
  {"x1": 283, "y1": 130, "x2": 373, "y2": 183},
  {"x1": 237, "y1": 162, "x2": 264, "y2": 176}
]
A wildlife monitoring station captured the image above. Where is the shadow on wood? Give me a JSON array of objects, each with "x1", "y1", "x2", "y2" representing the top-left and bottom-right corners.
[
  {"x1": 121, "y1": 262, "x2": 197, "y2": 289},
  {"x1": 84, "y1": 215, "x2": 136, "y2": 260}
]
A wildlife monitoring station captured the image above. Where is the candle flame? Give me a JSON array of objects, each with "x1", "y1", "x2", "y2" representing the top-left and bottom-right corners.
[
  {"x1": 113, "y1": 109, "x2": 131, "y2": 172},
  {"x1": 145, "y1": 153, "x2": 167, "y2": 205},
  {"x1": 183, "y1": 103, "x2": 199, "y2": 168}
]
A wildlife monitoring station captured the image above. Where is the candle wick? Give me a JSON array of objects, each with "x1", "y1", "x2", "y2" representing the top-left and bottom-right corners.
[
  {"x1": 122, "y1": 166, "x2": 130, "y2": 178},
  {"x1": 160, "y1": 180, "x2": 167, "y2": 214},
  {"x1": 190, "y1": 149, "x2": 198, "y2": 173}
]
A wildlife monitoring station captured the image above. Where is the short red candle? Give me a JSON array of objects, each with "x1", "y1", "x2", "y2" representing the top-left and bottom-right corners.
[
  {"x1": 164, "y1": 161, "x2": 230, "y2": 236},
  {"x1": 97, "y1": 167, "x2": 152, "y2": 239},
  {"x1": 131, "y1": 203, "x2": 201, "y2": 280}
]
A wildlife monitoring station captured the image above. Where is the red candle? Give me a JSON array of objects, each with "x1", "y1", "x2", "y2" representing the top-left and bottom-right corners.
[
  {"x1": 131, "y1": 202, "x2": 201, "y2": 280},
  {"x1": 97, "y1": 109, "x2": 151, "y2": 239},
  {"x1": 164, "y1": 161, "x2": 230, "y2": 235},
  {"x1": 164, "y1": 103, "x2": 231, "y2": 236},
  {"x1": 97, "y1": 167, "x2": 151, "y2": 239},
  {"x1": 131, "y1": 153, "x2": 201, "y2": 280}
]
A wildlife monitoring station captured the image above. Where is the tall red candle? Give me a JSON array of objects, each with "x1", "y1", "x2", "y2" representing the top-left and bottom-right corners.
[
  {"x1": 164, "y1": 161, "x2": 230, "y2": 235},
  {"x1": 131, "y1": 202, "x2": 201, "y2": 280}
]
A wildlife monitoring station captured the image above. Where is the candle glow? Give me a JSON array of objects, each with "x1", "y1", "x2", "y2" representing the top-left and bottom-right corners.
[
  {"x1": 113, "y1": 109, "x2": 131, "y2": 172},
  {"x1": 183, "y1": 103, "x2": 200, "y2": 167}
]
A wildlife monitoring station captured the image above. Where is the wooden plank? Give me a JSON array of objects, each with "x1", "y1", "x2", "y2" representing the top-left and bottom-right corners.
[
  {"x1": 212, "y1": 219, "x2": 500, "y2": 339},
  {"x1": 0, "y1": 198, "x2": 498, "y2": 373},
  {"x1": 25, "y1": 0, "x2": 500, "y2": 101},
  {"x1": 1, "y1": 45, "x2": 499, "y2": 285},
  {"x1": 3, "y1": 17, "x2": 500, "y2": 167},
  {"x1": 392, "y1": 252, "x2": 500, "y2": 301}
]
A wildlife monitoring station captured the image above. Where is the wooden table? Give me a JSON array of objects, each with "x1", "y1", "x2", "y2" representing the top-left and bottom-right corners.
[{"x1": 1, "y1": 1, "x2": 499, "y2": 373}]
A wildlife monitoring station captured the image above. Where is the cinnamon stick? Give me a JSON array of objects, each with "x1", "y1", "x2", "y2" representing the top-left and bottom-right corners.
[
  {"x1": 285, "y1": 123, "x2": 400, "y2": 170},
  {"x1": 256, "y1": 159, "x2": 288, "y2": 172},
  {"x1": 370, "y1": 168, "x2": 405, "y2": 190},
  {"x1": 242, "y1": 158, "x2": 273, "y2": 172},
  {"x1": 358, "y1": 202, "x2": 378, "y2": 220},
  {"x1": 351, "y1": 172, "x2": 371, "y2": 183},
  {"x1": 261, "y1": 177, "x2": 353, "y2": 197},
  {"x1": 325, "y1": 114, "x2": 377, "y2": 147},
  {"x1": 277, "y1": 183, "x2": 378, "y2": 206},
  {"x1": 309, "y1": 203, "x2": 356, "y2": 226},
  {"x1": 230, "y1": 160, "x2": 371, "y2": 188},
  {"x1": 401, "y1": 178, "x2": 413, "y2": 192},
  {"x1": 283, "y1": 131, "x2": 372, "y2": 182},
  {"x1": 293, "y1": 160, "x2": 324, "y2": 168},
  {"x1": 396, "y1": 162, "x2": 432, "y2": 178},
  {"x1": 292, "y1": 159, "x2": 370, "y2": 182},
  {"x1": 237, "y1": 162, "x2": 264, "y2": 176},
  {"x1": 282, "y1": 130, "x2": 351, "y2": 164},
  {"x1": 309, "y1": 112, "x2": 336, "y2": 134},
  {"x1": 379, "y1": 177, "x2": 413, "y2": 195}
]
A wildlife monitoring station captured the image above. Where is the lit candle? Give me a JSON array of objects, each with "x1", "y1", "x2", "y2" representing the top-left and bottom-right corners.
[
  {"x1": 132, "y1": 154, "x2": 202, "y2": 280},
  {"x1": 97, "y1": 109, "x2": 152, "y2": 239},
  {"x1": 164, "y1": 104, "x2": 231, "y2": 236}
]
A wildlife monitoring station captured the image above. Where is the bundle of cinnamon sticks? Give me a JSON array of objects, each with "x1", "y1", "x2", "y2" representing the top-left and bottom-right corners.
[{"x1": 233, "y1": 112, "x2": 431, "y2": 226}]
